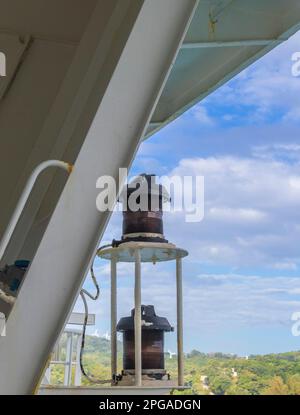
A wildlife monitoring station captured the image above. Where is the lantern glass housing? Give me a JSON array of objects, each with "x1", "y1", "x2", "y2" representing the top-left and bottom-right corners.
[{"x1": 117, "y1": 305, "x2": 173, "y2": 379}]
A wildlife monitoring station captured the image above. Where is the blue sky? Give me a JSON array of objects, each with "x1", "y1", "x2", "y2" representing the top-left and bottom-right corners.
[{"x1": 76, "y1": 31, "x2": 300, "y2": 356}]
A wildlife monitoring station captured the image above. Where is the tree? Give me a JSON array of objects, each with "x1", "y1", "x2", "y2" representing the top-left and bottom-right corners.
[
  {"x1": 263, "y1": 376, "x2": 289, "y2": 395},
  {"x1": 209, "y1": 374, "x2": 232, "y2": 395},
  {"x1": 286, "y1": 374, "x2": 300, "y2": 395}
]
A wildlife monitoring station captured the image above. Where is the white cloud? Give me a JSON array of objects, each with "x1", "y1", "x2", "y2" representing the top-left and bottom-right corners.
[
  {"x1": 189, "y1": 273, "x2": 300, "y2": 328},
  {"x1": 208, "y1": 207, "x2": 267, "y2": 223},
  {"x1": 252, "y1": 143, "x2": 300, "y2": 162},
  {"x1": 272, "y1": 261, "x2": 298, "y2": 271},
  {"x1": 192, "y1": 104, "x2": 214, "y2": 125},
  {"x1": 205, "y1": 31, "x2": 300, "y2": 122},
  {"x1": 162, "y1": 154, "x2": 300, "y2": 268},
  {"x1": 283, "y1": 107, "x2": 300, "y2": 122},
  {"x1": 222, "y1": 114, "x2": 235, "y2": 121},
  {"x1": 76, "y1": 269, "x2": 300, "y2": 339}
]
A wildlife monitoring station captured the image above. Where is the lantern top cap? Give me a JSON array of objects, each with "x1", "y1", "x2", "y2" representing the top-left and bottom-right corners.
[
  {"x1": 118, "y1": 174, "x2": 170, "y2": 205},
  {"x1": 117, "y1": 305, "x2": 173, "y2": 332}
]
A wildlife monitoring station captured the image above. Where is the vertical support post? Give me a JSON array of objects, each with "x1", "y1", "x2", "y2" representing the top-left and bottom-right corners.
[
  {"x1": 111, "y1": 256, "x2": 117, "y2": 381},
  {"x1": 74, "y1": 334, "x2": 82, "y2": 386},
  {"x1": 176, "y1": 257, "x2": 184, "y2": 386},
  {"x1": 64, "y1": 332, "x2": 73, "y2": 386},
  {"x1": 43, "y1": 365, "x2": 52, "y2": 386},
  {"x1": 134, "y1": 249, "x2": 142, "y2": 387},
  {"x1": 54, "y1": 342, "x2": 60, "y2": 362},
  {"x1": 64, "y1": 333, "x2": 70, "y2": 386}
]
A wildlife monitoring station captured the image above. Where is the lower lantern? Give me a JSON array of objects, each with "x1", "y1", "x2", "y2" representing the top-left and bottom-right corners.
[{"x1": 116, "y1": 305, "x2": 174, "y2": 386}]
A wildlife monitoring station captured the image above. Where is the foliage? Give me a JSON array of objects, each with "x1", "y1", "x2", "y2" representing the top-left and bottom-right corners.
[
  {"x1": 263, "y1": 374, "x2": 300, "y2": 395},
  {"x1": 49, "y1": 336, "x2": 300, "y2": 395}
]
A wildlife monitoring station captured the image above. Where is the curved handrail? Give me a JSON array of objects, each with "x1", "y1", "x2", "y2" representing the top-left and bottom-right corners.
[{"x1": 0, "y1": 160, "x2": 73, "y2": 262}]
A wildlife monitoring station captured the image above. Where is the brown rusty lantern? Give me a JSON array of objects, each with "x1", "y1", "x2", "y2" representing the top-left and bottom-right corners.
[
  {"x1": 116, "y1": 174, "x2": 170, "y2": 245},
  {"x1": 117, "y1": 305, "x2": 173, "y2": 379}
]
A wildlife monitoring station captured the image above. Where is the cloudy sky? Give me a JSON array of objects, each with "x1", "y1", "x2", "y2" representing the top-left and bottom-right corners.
[{"x1": 76, "y1": 31, "x2": 300, "y2": 356}]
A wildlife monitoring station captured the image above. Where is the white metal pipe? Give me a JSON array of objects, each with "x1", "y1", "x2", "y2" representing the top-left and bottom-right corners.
[
  {"x1": 68, "y1": 333, "x2": 74, "y2": 386},
  {"x1": 64, "y1": 333, "x2": 73, "y2": 386},
  {"x1": 181, "y1": 39, "x2": 281, "y2": 49},
  {"x1": 0, "y1": 160, "x2": 72, "y2": 262},
  {"x1": 176, "y1": 257, "x2": 184, "y2": 386},
  {"x1": 111, "y1": 256, "x2": 117, "y2": 381},
  {"x1": 134, "y1": 249, "x2": 142, "y2": 387}
]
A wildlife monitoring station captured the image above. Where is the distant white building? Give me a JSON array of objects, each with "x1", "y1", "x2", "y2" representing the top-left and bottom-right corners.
[
  {"x1": 200, "y1": 375, "x2": 209, "y2": 390},
  {"x1": 231, "y1": 368, "x2": 238, "y2": 378},
  {"x1": 102, "y1": 332, "x2": 111, "y2": 341},
  {"x1": 167, "y1": 350, "x2": 176, "y2": 359},
  {"x1": 92, "y1": 329, "x2": 100, "y2": 338}
]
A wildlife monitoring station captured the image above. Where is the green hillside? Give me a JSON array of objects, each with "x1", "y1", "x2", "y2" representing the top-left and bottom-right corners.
[{"x1": 49, "y1": 335, "x2": 300, "y2": 395}]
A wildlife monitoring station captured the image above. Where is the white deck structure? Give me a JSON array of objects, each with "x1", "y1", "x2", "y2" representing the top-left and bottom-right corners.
[{"x1": 0, "y1": 0, "x2": 300, "y2": 394}]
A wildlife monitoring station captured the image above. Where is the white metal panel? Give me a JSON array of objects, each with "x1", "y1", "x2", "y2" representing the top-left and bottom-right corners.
[{"x1": 68, "y1": 312, "x2": 95, "y2": 326}]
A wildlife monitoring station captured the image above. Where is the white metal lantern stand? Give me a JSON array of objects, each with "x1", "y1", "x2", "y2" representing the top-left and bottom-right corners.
[{"x1": 97, "y1": 241, "x2": 188, "y2": 389}]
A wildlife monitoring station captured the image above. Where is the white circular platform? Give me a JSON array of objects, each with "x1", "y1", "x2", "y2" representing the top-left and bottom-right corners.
[{"x1": 97, "y1": 241, "x2": 188, "y2": 263}]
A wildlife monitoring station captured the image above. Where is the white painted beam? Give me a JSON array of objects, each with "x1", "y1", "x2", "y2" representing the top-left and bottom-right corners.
[
  {"x1": 0, "y1": 0, "x2": 198, "y2": 395},
  {"x1": 181, "y1": 39, "x2": 282, "y2": 49}
]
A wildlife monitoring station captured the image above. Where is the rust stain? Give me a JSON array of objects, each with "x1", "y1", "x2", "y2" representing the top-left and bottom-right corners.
[{"x1": 67, "y1": 163, "x2": 74, "y2": 174}]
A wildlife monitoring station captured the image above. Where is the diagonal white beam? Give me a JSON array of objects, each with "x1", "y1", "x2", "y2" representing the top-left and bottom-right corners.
[{"x1": 0, "y1": 0, "x2": 198, "y2": 394}]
